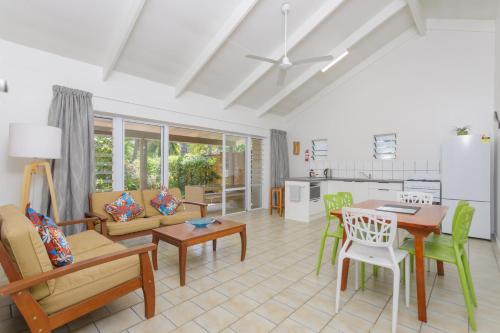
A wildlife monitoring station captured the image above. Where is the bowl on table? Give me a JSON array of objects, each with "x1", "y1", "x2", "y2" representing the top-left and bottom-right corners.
[{"x1": 187, "y1": 217, "x2": 216, "y2": 228}]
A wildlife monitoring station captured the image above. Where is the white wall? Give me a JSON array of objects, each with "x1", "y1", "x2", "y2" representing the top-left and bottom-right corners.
[
  {"x1": 0, "y1": 39, "x2": 282, "y2": 207},
  {"x1": 495, "y1": 9, "x2": 500, "y2": 244},
  {"x1": 286, "y1": 22, "x2": 495, "y2": 178}
]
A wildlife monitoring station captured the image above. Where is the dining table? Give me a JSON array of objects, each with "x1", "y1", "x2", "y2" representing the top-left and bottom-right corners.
[{"x1": 331, "y1": 200, "x2": 448, "y2": 323}]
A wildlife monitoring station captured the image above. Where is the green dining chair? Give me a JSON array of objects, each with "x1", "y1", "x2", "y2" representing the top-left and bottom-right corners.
[
  {"x1": 316, "y1": 192, "x2": 352, "y2": 276},
  {"x1": 400, "y1": 204, "x2": 477, "y2": 330}
]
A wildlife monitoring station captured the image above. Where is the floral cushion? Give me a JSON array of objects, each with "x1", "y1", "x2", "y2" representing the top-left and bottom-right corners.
[
  {"x1": 26, "y1": 207, "x2": 74, "y2": 267},
  {"x1": 151, "y1": 187, "x2": 180, "y2": 216},
  {"x1": 104, "y1": 192, "x2": 144, "y2": 222}
]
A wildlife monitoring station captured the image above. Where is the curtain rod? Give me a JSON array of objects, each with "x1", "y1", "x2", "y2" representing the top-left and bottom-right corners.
[{"x1": 92, "y1": 95, "x2": 271, "y2": 132}]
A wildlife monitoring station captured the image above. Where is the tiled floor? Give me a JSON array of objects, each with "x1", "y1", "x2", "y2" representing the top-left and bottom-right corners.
[{"x1": 1, "y1": 209, "x2": 500, "y2": 333}]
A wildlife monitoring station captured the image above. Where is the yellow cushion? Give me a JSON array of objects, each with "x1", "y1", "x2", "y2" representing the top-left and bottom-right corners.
[
  {"x1": 141, "y1": 189, "x2": 161, "y2": 217},
  {"x1": 0, "y1": 205, "x2": 54, "y2": 300},
  {"x1": 38, "y1": 243, "x2": 140, "y2": 314},
  {"x1": 66, "y1": 230, "x2": 113, "y2": 255},
  {"x1": 160, "y1": 210, "x2": 201, "y2": 226},
  {"x1": 90, "y1": 191, "x2": 146, "y2": 221},
  {"x1": 106, "y1": 216, "x2": 160, "y2": 236}
]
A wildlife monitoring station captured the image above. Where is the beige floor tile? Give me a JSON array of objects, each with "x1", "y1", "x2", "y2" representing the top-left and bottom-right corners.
[
  {"x1": 189, "y1": 276, "x2": 221, "y2": 293},
  {"x1": 132, "y1": 295, "x2": 174, "y2": 320},
  {"x1": 221, "y1": 294, "x2": 260, "y2": 317},
  {"x1": 273, "y1": 318, "x2": 315, "y2": 333},
  {"x1": 95, "y1": 308, "x2": 142, "y2": 333},
  {"x1": 163, "y1": 301, "x2": 205, "y2": 327},
  {"x1": 72, "y1": 323, "x2": 100, "y2": 333},
  {"x1": 243, "y1": 284, "x2": 279, "y2": 303},
  {"x1": 230, "y1": 312, "x2": 276, "y2": 333},
  {"x1": 424, "y1": 310, "x2": 469, "y2": 333},
  {"x1": 192, "y1": 290, "x2": 229, "y2": 310},
  {"x1": 170, "y1": 321, "x2": 208, "y2": 333},
  {"x1": 195, "y1": 306, "x2": 238, "y2": 333},
  {"x1": 215, "y1": 280, "x2": 248, "y2": 297},
  {"x1": 209, "y1": 268, "x2": 239, "y2": 282},
  {"x1": 371, "y1": 317, "x2": 417, "y2": 333},
  {"x1": 290, "y1": 305, "x2": 332, "y2": 331},
  {"x1": 254, "y1": 299, "x2": 294, "y2": 324},
  {"x1": 161, "y1": 275, "x2": 183, "y2": 289},
  {"x1": 162, "y1": 286, "x2": 199, "y2": 305},
  {"x1": 351, "y1": 289, "x2": 391, "y2": 308},
  {"x1": 273, "y1": 288, "x2": 311, "y2": 309},
  {"x1": 128, "y1": 315, "x2": 176, "y2": 333},
  {"x1": 327, "y1": 311, "x2": 372, "y2": 333},
  {"x1": 105, "y1": 293, "x2": 143, "y2": 314},
  {"x1": 234, "y1": 271, "x2": 266, "y2": 287},
  {"x1": 67, "y1": 307, "x2": 110, "y2": 331},
  {"x1": 342, "y1": 298, "x2": 382, "y2": 323}
]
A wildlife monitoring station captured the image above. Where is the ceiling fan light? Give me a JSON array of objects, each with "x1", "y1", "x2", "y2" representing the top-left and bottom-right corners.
[{"x1": 321, "y1": 50, "x2": 349, "y2": 73}]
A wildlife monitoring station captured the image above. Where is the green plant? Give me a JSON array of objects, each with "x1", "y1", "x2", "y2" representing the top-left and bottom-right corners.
[{"x1": 168, "y1": 154, "x2": 220, "y2": 193}]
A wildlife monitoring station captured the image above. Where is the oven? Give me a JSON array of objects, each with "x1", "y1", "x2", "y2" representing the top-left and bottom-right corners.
[{"x1": 310, "y1": 182, "x2": 321, "y2": 201}]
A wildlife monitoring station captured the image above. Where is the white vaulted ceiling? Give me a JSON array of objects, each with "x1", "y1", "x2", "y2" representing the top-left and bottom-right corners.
[{"x1": 0, "y1": 0, "x2": 496, "y2": 117}]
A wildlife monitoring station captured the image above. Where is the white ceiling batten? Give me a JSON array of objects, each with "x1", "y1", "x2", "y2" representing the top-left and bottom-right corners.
[
  {"x1": 256, "y1": 0, "x2": 407, "y2": 118},
  {"x1": 222, "y1": 0, "x2": 345, "y2": 109},
  {"x1": 174, "y1": 0, "x2": 259, "y2": 98},
  {"x1": 406, "y1": 0, "x2": 427, "y2": 35},
  {"x1": 102, "y1": 0, "x2": 147, "y2": 80}
]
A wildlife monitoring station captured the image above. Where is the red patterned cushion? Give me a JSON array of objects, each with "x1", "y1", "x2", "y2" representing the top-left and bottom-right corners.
[
  {"x1": 151, "y1": 187, "x2": 180, "y2": 216},
  {"x1": 104, "y1": 192, "x2": 144, "y2": 222},
  {"x1": 26, "y1": 206, "x2": 74, "y2": 267}
]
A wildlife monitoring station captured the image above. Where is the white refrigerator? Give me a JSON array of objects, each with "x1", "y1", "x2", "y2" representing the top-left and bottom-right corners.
[{"x1": 441, "y1": 135, "x2": 493, "y2": 239}]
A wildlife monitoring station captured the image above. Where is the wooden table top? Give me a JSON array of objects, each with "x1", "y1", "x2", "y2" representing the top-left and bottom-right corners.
[
  {"x1": 153, "y1": 219, "x2": 245, "y2": 241},
  {"x1": 331, "y1": 200, "x2": 448, "y2": 231}
]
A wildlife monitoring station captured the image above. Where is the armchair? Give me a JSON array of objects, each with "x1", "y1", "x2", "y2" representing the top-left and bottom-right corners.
[{"x1": 0, "y1": 205, "x2": 156, "y2": 333}]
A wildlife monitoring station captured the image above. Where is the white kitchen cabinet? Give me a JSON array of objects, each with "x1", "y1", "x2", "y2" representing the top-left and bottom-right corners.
[{"x1": 367, "y1": 182, "x2": 403, "y2": 201}]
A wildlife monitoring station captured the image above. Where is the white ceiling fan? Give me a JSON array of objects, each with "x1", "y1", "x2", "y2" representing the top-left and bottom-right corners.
[{"x1": 245, "y1": 2, "x2": 334, "y2": 86}]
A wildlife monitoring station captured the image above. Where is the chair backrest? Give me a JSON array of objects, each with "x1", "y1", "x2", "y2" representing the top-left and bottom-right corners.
[
  {"x1": 452, "y1": 205, "x2": 475, "y2": 246},
  {"x1": 397, "y1": 191, "x2": 433, "y2": 204},
  {"x1": 324, "y1": 192, "x2": 353, "y2": 221},
  {"x1": 342, "y1": 207, "x2": 398, "y2": 248}
]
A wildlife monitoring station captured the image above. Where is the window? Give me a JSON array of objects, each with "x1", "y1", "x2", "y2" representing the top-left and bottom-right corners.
[
  {"x1": 169, "y1": 127, "x2": 223, "y2": 216},
  {"x1": 124, "y1": 122, "x2": 162, "y2": 190},
  {"x1": 94, "y1": 117, "x2": 113, "y2": 192},
  {"x1": 312, "y1": 139, "x2": 328, "y2": 160},
  {"x1": 374, "y1": 133, "x2": 397, "y2": 159},
  {"x1": 250, "y1": 138, "x2": 263, "y2": 209}
]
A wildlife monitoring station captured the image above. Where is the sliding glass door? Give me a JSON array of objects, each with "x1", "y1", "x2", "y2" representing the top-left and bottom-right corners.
[{"x1": 223, "y1": 135, "x2": 246, "y2": 214}]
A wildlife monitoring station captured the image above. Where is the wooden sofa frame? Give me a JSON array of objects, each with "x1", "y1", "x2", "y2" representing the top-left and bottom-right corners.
[
  {"x1": 86, "y1": 195, "x2": 208, "y2": 242},
  {"x1": 0, "y1": 217, "x2": 157, "y2": 333}
]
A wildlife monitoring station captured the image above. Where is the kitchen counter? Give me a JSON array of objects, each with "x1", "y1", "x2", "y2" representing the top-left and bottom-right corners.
[{"x1": 285, "y1": 177, "x2": 404, "y2": 183}]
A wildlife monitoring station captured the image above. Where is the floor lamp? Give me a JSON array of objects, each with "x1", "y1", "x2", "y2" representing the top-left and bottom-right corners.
[{"x1": 8, "y1": 123, "x2": 62, "y2": 222}]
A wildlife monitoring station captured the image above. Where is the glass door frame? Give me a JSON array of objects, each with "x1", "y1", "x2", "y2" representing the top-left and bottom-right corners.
[{"x1": 222, "y1": 133, "x2": 248, "y2": 215}]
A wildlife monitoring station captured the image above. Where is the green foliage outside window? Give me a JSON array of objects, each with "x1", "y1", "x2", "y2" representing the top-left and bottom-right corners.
[
  {"x1": 95, "y1": 135, "x2": 113, "y2": 192},
  {"x1": 168, "y1": 154, "x2": 220, "y2": 193}
]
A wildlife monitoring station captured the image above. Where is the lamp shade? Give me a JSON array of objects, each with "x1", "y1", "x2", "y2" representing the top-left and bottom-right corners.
[{"x1": 8, "y1": 123, "x2": 62, "y2": 159}]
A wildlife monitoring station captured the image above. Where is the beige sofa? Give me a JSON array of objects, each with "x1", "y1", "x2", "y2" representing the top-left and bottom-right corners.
[
  {"x1": 87, "y1": 186, "x2": 207, "y2": 241},
  {"x1": 0, "y1": 205, "x2": 156, "y2": 333}
]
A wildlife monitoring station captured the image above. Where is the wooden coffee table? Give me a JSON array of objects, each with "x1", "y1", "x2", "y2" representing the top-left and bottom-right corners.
[{"x1": 151, "y1": 219, "x2": 246, "y2": 286}]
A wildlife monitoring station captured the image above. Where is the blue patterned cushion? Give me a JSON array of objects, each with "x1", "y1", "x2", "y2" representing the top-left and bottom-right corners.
[
  {"x1": 151, "y1": 188, "x2": 179, "y2": 215},
  {"x1": 104, "y1": 192, "x2": 144, "y2": 222},
  {"x1": 26, "y1": 207, "x2": 74, "y2": 267}
]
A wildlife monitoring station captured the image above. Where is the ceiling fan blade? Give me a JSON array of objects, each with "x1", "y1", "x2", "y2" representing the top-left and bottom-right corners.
[
  {"x1": 246, "y1": 54, "x2": 280, "y2": 64},
  {"x1": 277, "y1": 69, "x2": 287, "y2": 86},
  {"x1": 293, "y1": 55, "x2": 334, "y2": 65}
]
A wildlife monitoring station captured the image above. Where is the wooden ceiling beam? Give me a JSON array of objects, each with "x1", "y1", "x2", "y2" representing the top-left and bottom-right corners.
[
  {"x1": 256, "y1": 0, "x2": 407, "y2": 118},
  {"x1": 174, "y1": 0, "x2": 259, "y2": 97},
  {"x1": 102, "y1": 0, "x2": 146, "y2": 81},
  {"x1": 222, "y1": 0, "x2": 345, "y2": 109}
]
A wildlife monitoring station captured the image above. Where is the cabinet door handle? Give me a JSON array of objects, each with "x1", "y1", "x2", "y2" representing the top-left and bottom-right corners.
[{"x1": 378, "y1": 189, "x2": 390, "y2": 191}]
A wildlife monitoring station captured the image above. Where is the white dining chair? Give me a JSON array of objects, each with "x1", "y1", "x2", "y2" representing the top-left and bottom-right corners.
[
  {"x1": 397, "y1": 191, "x2": 433, "y2": 269},
  {"x1": 397, "y1": 191, "x2": 433, "y2": 204},
  {"x1": 336, "y1": 208, "x2": 409, "y2": 333}
]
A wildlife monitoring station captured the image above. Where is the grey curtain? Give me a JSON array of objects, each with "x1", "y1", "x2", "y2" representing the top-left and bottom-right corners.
[
  {"x1": 46, "y1": 85, "x2": 95, "y2": 234},
  {"x1": 270, "y1": 129, "x2": 289, "y2": 187}
]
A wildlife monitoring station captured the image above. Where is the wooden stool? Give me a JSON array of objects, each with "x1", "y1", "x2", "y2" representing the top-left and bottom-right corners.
[{"x1": 269, "y1": 187, "x2": 284, "y2": 217}]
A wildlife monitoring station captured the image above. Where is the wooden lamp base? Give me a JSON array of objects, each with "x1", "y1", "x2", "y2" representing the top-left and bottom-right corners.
[{"x1": 21, "y1": 161, "x2": 60, "y2": 223}]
